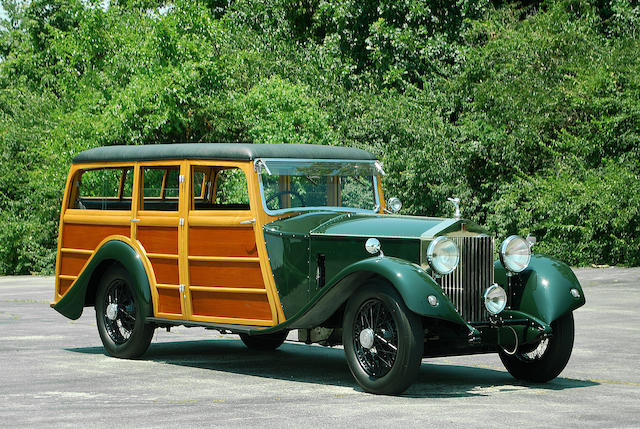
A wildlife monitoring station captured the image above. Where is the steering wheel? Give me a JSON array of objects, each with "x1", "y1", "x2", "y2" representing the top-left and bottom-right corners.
[{"x1": 266, "y1": 190, "x2": 305, "y2": 208}]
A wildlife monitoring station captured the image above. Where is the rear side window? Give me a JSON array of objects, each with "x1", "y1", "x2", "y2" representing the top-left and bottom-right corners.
[
  {"x1": 141, "y1": 166, "x2": 180, "y2": 211},
  {"x1": 191, "y1": 166, "x2": 249, "y2": 210},
  {"x1": 69, "y1": 167, "x2": 133, "y2": 210}
]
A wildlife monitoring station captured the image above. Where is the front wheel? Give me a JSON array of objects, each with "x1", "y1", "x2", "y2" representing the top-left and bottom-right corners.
[
  {"x1": 343, "y1": 282, "x2": 423, "y2": 395},
  {"x1": 499, "y1": 312, "x2": 575, "y2": 382},
  {"x1": 95, "y1": 265, "x2": 155, "y2": 359}
]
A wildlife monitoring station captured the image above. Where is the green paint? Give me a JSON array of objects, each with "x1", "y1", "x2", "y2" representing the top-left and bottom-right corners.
[
  {"x1": 73, "y1": 143, "x2": 375, "y2": 164},
  {"x1": 494, "y1": 254, "x2": 585, "y2": 325},
  {"x1": 54, "y1": 240, "x2": 152, "y2": 320},
  {"x1": 264, "y1": 212, "x2": 457, "y2": 319},
  {"x1": 326, "y1": 256, "x2": 465, "y2": 323},
  {"x1": 312, "y1": 213, "x2": 451, "y2": 239}
]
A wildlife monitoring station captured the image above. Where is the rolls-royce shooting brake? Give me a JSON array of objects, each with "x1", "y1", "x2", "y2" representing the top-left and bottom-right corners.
[{"x1": 52, "y1": 143, "x2": 585, "y2": 394}]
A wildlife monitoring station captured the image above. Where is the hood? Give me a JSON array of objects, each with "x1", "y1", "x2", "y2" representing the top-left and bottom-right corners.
[{"x1": 264, "y1": 212, "x2": 485, "y2": 239}]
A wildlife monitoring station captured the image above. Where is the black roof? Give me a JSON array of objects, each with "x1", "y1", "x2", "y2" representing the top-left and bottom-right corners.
[{"x1": 73, "y1": 143, "x2": 376, "y2": 163}]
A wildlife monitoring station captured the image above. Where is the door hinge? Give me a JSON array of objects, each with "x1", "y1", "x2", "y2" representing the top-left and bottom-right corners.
[
  {"x1": 179, "y1": 174, "x2": 185, "y2": 183},
  {"x1": 179, "y1": 284, "x2": 185, "y2": 293},
  {"x1": 179, "y1": 218, "x2": 185, "y2": 226}
]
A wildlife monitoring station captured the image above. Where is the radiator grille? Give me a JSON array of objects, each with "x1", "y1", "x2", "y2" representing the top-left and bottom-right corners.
[{"x1": 436, "y1": 236, "x2": 494, "y2": 322}]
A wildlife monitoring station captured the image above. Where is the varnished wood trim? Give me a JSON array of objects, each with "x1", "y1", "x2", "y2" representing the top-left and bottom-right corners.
[
  {"x1": 188, "y1": 315, "x2": 273, "y2": 326},
  {"x1": 155, "y1": 312, "x2": 184, "y2": 319},
  {"x1": 188, "y1": 286, "x2": 267, "y2": 294},
  {"x1": 60, "y1": 248, "x2": 94, "y2": 255},
  {"x1": 58, "y1": 275, "x2": 77, "y2": 280},
  {"x1": 63, "y1": 212, "x2": 131, "y2": 225},
  {"x1": 156, "y1": 283, "x2": 180, "y2": 289},
  {"x1": 187, "y1": 255, "x2": 259, "y2": 263},
  {"x1": 244, "y1": 165, "x2": 286, "y2": 323},
  {"x1": 188, "y1": 214, "x2": 253, "y2": 226},
  {"x1": 147, "y1": 252, "x2": 179, "y2": 260}
]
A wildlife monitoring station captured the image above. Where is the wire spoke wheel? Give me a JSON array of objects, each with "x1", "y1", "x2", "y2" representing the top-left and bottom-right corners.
[
  {"x1": 103, "y1": 279, "x2": 137, "y2": 345},
  {"x1": 499, "y1": 312, "x2": 574, "y2": 383},
  {"x1": 353, "y1": 299, "x2": 398, "y2": 378},
  {"x1": 343, "y1": 281, "x2": 423, "y2": 395},
  {"x1": 517, "y1": 338, "x2": 549, "y2": 362},
  {"x1": 95, "y1": 265, "x2": 155, "y2": 359}
]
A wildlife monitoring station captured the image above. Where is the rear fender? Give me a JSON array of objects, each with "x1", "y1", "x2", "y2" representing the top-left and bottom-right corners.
[{"x1": 54, "y1": 238, "x2": 152, "y2": 320}]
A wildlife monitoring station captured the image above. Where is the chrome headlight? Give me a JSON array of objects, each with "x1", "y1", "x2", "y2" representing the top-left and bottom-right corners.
[
  {"x1": 500, "y1": 235, "x2": 531, "y2": 273},
  {"x1": 426, "y1": 236, "x2": 459, "y2": 275},
  {"x1": 484, "y1": 284, "x2": 507, "y2": 315}
]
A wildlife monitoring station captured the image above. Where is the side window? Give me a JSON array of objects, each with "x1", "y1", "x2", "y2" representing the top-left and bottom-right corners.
[
  {"x1": 191, "y1": 166, "x2": 249, "y2": 210},
  {"x1": 142, "y1": 166, "x2": 180, "y2": 211},
  {"x1": 69, "y1": 167, "x2": 133, "y2": 210}
]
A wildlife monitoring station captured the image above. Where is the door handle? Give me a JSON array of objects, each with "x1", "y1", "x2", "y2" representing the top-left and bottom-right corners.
[{"x1": 240, "y1": 219, "x2": 256, "y2": 225}]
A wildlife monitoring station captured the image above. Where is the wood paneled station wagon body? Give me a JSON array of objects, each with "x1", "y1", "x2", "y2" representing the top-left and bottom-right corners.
[{"x1": 52, "y1": 143, "x2": 586, "y2": 394}]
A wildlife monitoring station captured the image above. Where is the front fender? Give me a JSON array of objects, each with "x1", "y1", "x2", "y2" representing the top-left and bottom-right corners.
[
  {"x1": 338, "y1": 257, "x2": 465, "y2": 324},
  {"x1": 261, "y1": 256, "x2": 467, "y2": 334},
  {"x1": 54, "y1": 239, "x2": 152, "y2": 320},
  {"x1": 495, "y1": 254, "x2": 585, "y2": 325}
]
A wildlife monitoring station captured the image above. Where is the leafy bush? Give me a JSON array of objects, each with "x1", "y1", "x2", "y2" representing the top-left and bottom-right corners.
[
  {"x1": 0, "y1": 0, "x2": 639, "y2": 273},
  {"x1": 486, "y1": 162, "x2": 640, "y2": 266}
]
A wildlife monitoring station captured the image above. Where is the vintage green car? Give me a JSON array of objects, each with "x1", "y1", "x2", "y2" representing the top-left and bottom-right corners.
[{"x1": 52, "y1": 143, "x2": 585, "y2": 394}]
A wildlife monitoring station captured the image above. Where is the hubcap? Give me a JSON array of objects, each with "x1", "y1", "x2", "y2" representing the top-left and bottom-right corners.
[
  {"x1": 353, "y1": 298, "x2": 398, "y2": 377},
  {"x1": 102, "y1": 279, "x2": 136, "y2": 345},
  {"x1": 359, "y1": 328, "x2": 375, "y2": 349},
  {"x1": 106, "y1": 303, "x2": 118, "y2": 321}
]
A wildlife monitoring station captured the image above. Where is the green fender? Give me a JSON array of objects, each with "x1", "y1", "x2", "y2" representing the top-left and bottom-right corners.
[
  {"x1": 335, "y1": 256, "x2": 466, "y2": 324},
  {"x1": 53, "y1": 240, "x2": 153, "y2": 321},
  {"x1": 257, "y1": 256, "x2": 467, "y2": 334},
  {"x1": 494, "y1": 254, "x2": 586, "y2": 325}
]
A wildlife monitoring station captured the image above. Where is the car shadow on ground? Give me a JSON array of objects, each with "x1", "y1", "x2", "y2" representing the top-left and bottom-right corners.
[{"x1": 67, "y1": 339, "x2": 598, "y2": 398}]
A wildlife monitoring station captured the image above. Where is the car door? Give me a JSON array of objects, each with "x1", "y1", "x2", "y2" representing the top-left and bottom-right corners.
[
  {"x1": 184, "y1": 162, "x2": 275, "y2": 326},
  {"x1": 133, "y1": 162, "x2": 187, "y2": 319}
]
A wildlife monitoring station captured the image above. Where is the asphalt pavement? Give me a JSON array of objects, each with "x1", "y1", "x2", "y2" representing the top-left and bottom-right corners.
[{"x1": 1, "y1": 268, "x2": 639, "y2": 428}]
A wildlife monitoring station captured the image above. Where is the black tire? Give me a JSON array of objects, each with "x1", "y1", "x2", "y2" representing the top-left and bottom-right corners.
[
  {"x1": 95, "y1": 265, "x2": 155, "y2": 359},
  {"x1": 342, "y1": 282, "x2": 423, "y2": 395},
  {"x1": 239, "y1": 330, "x2": 289, "y2": 351},
  {"x1": 499, "y1": 312, "x2": 575, "y2": 382}
]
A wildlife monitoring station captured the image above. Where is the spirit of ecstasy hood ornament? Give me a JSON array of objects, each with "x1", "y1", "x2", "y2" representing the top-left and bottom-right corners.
[{"x1": 447, "y1": 197, "x2": 461, "y2": 219}]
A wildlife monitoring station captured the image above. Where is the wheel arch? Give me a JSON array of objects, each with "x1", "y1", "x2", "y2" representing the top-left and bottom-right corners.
[
  {"x1": 54, "y1": 237, "x2": 153, "y2": 320},
  {"x1": 256, "y1": 256, "x2": 466, "y2": 334}
]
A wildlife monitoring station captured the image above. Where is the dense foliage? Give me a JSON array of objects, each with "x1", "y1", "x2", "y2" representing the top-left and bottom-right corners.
[{"x1": 0, "y1": 0, "x2": 638, "y2": 274}]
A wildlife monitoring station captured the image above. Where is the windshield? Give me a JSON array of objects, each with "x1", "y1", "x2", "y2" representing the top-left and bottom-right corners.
[{"x1": 257, "y1": 159, "x2": 381, "y2": 215}]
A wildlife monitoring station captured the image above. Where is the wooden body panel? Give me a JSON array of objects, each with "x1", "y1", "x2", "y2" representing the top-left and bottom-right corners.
[
  {"x1": 188, "y1": 259, "x2": 264, "y2": 289},
  {"x1": 53, "y1": 159, "x2": 292, "y2": 326},
  {"x1": 190, "y1": 290, "x2": 272, "y2": 320},
  {"x1": 56, "y1": 221, "x2": 131, "y2": 299},
  {"x1": 188, "y1": 226, "x2": 258, "y2": 257},
  {"x1": 61, "y1": 223, "x2": 130, "y2": 250},
  {"x1": 137, "y1": 225, "x2": 178, "y2": 254}
]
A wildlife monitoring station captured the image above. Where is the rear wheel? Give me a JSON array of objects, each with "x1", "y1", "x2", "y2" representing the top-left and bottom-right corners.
[
  {"x1": 343, "y1": 282, "x2": 423, "y2": 395},
  {"x1": 239, "y1": 331, "x2": 289, "y2": 351},
  {"x1": 499, "y1": 312, "x2": 574, "y2": 382},
  {"x1": 95, "y1": 266, "x2": 155, "y2": 359}
]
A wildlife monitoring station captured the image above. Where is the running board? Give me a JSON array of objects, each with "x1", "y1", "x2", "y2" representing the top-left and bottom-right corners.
[{"x1": 146, "y1": 317, "x2": 265, "y2": 334}]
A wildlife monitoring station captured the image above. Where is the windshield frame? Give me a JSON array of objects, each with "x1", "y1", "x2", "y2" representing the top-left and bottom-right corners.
[{"x1": 255, "y1": 158, "x2": 382, "y2": 216}]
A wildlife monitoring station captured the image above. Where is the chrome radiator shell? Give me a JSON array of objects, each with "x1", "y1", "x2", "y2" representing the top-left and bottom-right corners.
[{"x1": 435, "y1": 236, "x2": 495, "y2": 322}]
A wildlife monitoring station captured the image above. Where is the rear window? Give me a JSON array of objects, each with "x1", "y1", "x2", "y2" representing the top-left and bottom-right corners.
[{"x1": 70, "y1": 167, "x2": 133, "y2": 210}]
